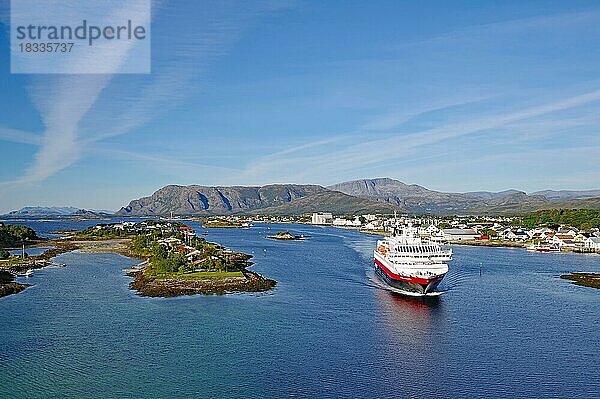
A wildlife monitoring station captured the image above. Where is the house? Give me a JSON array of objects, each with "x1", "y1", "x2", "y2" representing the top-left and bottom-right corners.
[
  {"x1": 557, "y1": 227, "x2": 579, "y2": 237},
  {"x1": 362, "y1": 214, "x2": 377, "y2": 222},
  {"x1": 584, "y1": 237, "x2": 600, "y2": 252},
  {"x1": 363, "y1": 220, "x2": 383, "y2": 230},
  {"x1": 422, "y1": 224, "x2": 441, "y2": 236},
  {"x1": 441, "y1": 229, "x2": 479, "y2": 241},
  {"x1": 503, "y1": 230, "x2": 529, "y2": 241},
  {"x1": 574, "y1": 233, "x2": 591, "y2": 243},
  {"x1": 552, "y1": 235, "x2": 577, "y2": 249},
  {"x1": 311, "y1": 213, "x2": 333, "y2": 225},
  {"x1": 333, "y1": 217, "x2": 361, "y2": 227}
]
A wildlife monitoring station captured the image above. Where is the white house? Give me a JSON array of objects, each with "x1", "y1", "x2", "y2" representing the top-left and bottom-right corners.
[
  {"x1": 332, "y1": 218, "x2": 361, "y2": 227},
  {"x1": 422, "y1": 224, "x2": 441, "y2": 236},
  {"x1": 584, "y1": 237, "x2": 600, "y2": 252},
  {"x1": 552, "y1": 235, "x2": 577, "y2": 249},
  {"x1": 311, "y1": 213, "x2": 333, "y2": 225},
  {"x1": 362, "y1": 214, "x2": 377, "y2": 222},
  {"x1": 503, "y1": 230, "x2": 529, "y2": 241}
]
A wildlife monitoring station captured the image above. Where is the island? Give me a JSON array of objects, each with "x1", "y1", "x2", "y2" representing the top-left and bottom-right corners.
[
  {"x1": 0, "y1": 220, "x2": 276, "y2": 298},
  {"x1": 76, "y1": 221, "x2": 276, "y2": 297},
  {"x1": 266, "y1": 231, "x2": 310, "y2": 240},
  {"x1": 560, "y1": 273, "x2": 600, "y2": 289}
]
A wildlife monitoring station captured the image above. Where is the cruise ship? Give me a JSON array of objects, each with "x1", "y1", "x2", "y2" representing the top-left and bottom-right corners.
[{"x1": 374, "y1": 223, "x2": 452, "y2": 296}]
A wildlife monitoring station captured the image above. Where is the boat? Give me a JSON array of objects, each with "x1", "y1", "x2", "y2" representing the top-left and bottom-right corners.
[
  {"x1": 526, "y1": 242, "x2": 560, "y2": 252},
  {"x1": 534, "y1": 244, "x2": 560, "y2": 253},
  {"x1": 374, "y1": 223, "x2": 452, "y2": 296}
]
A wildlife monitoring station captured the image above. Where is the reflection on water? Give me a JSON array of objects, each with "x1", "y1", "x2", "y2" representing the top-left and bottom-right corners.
[{"x1": 374, "y1": 286, "x2": 443, "y2": 338}]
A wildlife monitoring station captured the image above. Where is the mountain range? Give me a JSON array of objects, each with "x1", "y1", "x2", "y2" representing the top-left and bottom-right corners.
[
  {"x1": 2, "y1": 207, "x2": 112, "y2": 219},
  {"x1": 114, "y1": 178, "x2": 600, "y2": 216}
]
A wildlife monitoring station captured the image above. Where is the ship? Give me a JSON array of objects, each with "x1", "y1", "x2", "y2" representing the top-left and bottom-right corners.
[
  {"x1": 526, "y1": 242, "x2": 561, "y2": 252},
  {"x1": 374, "y1": 223, "x2": 452, "y2": 296}
]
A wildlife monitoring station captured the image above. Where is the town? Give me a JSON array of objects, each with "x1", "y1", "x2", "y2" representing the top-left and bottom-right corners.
[{"x1": 197, "y1": 210, "x2": 600, "y2": 254}]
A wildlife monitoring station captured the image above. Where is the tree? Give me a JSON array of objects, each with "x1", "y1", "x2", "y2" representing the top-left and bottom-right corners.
[
  {"x1": 482, "y1": 228, "x2": 498, "y2": 237},
  {"x1": 0, "y1": 249, "x2": 9, "y2": 260}
]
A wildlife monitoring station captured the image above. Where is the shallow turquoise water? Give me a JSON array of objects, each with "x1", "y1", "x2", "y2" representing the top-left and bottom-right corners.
[{"x1": 1, "y1": 222, "x2": 599, "y2": 398}]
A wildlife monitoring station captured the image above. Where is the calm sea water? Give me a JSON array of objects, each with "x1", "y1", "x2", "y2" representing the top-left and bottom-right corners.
[{"x1": 1, "y1": 221, "x2": 599, "y2": 398}]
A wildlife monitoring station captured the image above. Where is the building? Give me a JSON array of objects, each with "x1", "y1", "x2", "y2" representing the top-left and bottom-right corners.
[
  {"x1": 311, "y1": 212, "x2": 333, "y2": 225},
  {"x1": 551, "y1": 235, "x2": 577, "y2": 249},
  {"x1": 441, "y1": 228, "x2": 479, "y2": 241},
  {"x1": 584, "y1": 237, "x2": 600, "y2": 252},
  {"x1": 503, "y1": 230, "x2": 530, "y2": 241},
  {"x1": 332, "y1": 217, "x2": 361, "y2": 227},
  {"x1": 362, "y1": 214, "x2": 377, "y2": 222}
]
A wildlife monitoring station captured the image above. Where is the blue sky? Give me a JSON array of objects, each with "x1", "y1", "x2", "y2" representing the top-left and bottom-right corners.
[{"x1": 1, "y1": 0, "x2": 600, "y2": 212}]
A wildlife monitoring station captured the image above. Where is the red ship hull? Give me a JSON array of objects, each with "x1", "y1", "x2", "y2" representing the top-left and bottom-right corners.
[{"x1": 374, "y1": 258, "x2": 445, "y2": 295}]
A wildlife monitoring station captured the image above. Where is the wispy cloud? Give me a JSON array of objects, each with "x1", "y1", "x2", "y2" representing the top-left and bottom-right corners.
[
  {"x1": 236, "y1": 88, "x2": 600, "y2": 185},
  {"x1": 3, "y1": 1, "x2": 294, "y2": 185},
  {"x1": 397, "y1": 9, "x2": 600, "y2": 49},
  {"x1": 0, "y1": 127, "x2": 42, "y2": 146}
]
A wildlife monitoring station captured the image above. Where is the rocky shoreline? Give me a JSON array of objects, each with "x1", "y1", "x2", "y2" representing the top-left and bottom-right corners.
[
  {"x1": 127, "y1": 269, "x2": 276, "y2": 297},
  {"x1": 0, "y1": 270, "x2": 30, "y2": 297},
  {"x1": 560, "y1": 273, "x2": 600, "y2": 289},
  {"x1": 266, "y1": 231, "x2": 309, "y2": 240}
]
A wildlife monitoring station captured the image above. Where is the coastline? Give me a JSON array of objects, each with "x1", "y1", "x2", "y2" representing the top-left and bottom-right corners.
[
  {"x1": 560, "y1": 273, "x2": 600, "y2": 289},
  {"x1": 127, "y1": 269, "x2": 276, "y2": 297},
  {"x1": 1, "y1": 234, "x2": 277, "y2": 299}
]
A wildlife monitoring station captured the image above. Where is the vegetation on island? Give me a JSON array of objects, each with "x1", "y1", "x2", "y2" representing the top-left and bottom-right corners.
[
  {"x1": 520, "y1": 209, "x2": 600, "y2": 230},
  {"x1": 0, "y1": 224, "x2": 40, "y2": 248},
  {"x1": 266, "y1": 231, "x2": 308, "y2": 240},
  {"x1": 78, "y1": 220, "x2": 276, "y2": 297}
]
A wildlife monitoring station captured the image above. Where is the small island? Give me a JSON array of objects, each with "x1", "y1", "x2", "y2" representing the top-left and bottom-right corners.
[
  {"x1": 77, "y1": 221, "x2": 276, "y2": 297},
  {"x1": 560, "y1": 273, "x2": 600, "y2": 289},
  {"x1": 266, "y1": 231, "x2": 310, "y2": 241}
]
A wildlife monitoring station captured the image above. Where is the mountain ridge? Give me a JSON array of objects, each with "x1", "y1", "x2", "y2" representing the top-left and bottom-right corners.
[
  {"x1": 115, "y1": 179, "x2": 600, "y2": 216},
  {"x1": 2, "y1": 206, "x2": 113, "y2": 218}
]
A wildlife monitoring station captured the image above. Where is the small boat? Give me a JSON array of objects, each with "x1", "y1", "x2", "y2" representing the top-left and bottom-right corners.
[
  {"x1": 527, "y1": 243, "x2": 560, "y2": 253},
  {"x1": 24, "y1": 270, "x2": 34, "y2": 277},
  {"x1": 535, "y1": 245, "x2": 560, "y2": 253}
]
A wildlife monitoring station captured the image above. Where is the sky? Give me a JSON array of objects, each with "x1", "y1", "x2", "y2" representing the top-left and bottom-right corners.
[{"x1": 0, "y1": 0, "x2": 599, "y2": 212}]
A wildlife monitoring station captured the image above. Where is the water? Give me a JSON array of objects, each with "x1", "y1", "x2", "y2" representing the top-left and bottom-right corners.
[
  {"x1": 8, "y1": 247, "x2": 54, "y2": 257},
  {"x1": 1, "y1": 221, "x2": 599, "y2": 398}
]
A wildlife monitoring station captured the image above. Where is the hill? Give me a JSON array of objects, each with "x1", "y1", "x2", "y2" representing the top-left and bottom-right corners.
[
  {"x1": 520, "y1": 209, "x2": 600, "y2": 230},
  {"x1": 3, "y1": 207, "x2": 112, "y2": 219},
  {"x1": 328, "y1": 178, "x2": 600, "y2": 215},
  {"x1": 0, "y1": 224, "x2": 40, "y2": 249},
  {"x1": 116, "y1": 179, "x2": 600, "y2": 217},
  {"x1": 249, "y1": 191, "x2": 401, "y2": 215},
  {"x1": 117, "y1": 184, "x2": 328, "y2": 216}
]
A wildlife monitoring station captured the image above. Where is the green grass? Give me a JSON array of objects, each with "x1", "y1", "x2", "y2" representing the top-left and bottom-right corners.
[{"x1": 147, "y1": 270, "x2": 244, "y2": 280}]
